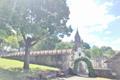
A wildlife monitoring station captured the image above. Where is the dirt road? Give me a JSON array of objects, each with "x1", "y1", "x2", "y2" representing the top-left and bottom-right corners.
[{"x1": 58, "y1": 76, "x2": 112, "y2": 80}]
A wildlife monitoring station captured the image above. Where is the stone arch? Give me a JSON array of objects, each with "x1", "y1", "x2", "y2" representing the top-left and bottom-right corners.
[{"x1": 73, "y1": 57, "x2": 95, "y2": 77}]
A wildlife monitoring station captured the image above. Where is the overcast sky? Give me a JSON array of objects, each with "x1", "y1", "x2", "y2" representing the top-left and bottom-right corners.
[{"x1": 63, "y1": 0, "x2": 120, "y2": 50}]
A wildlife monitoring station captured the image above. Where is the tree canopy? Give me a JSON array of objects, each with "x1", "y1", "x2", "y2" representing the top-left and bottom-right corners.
[
  {"x1": 0, "y1": 0, "x2": 72, "y2": 41},
  {"x1": 84, "y1": 45, "x2": 115, "y2": 58},
  {"x1": 55, "y1": 42, "x2": 74, "y2": 49},
  {"x1": 0, "y1": 0, "x2": 72, "y2": 70}
]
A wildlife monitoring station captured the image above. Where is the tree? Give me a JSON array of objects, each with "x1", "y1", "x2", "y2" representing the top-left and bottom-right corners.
[
  {"x1": 83, "y1": 42, "x2": 90, "y2": 49},
  {"x1": 91, "y1": 46, "x2": 102, "y2": 58},
  {"x1": 32, "y1": 36, "x2": 61, "y2": 50},
  {"x1": 55, "y1": 42, "x2": 74, "y2": 49},
  {"x1": 100, "y1": 46, "x2": 115, "y2": 57},
  {"x1": 85, "y1": 46, "x2": 115, "y2": 58},
  {"x1": 83, "y1": 49, "x2": 91, "y2": 58},
  {"x1": 0, "y1": 0, "x2": 72, "y2": 71}
]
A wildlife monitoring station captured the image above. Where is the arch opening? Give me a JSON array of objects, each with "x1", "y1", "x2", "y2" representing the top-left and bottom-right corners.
[{"x1": 73, "y1": 57, "x2": 95, "y2": 77}]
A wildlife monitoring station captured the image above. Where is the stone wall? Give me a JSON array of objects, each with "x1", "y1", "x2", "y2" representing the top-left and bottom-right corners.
[
  {"x1": 94, "y1": 69, "x2": 115, "y2": 79},
  {"x1": 6, "y1": 54, "x2": 71, "y2": 69},
  {"x1": 107, "y1": 59, "x2": 120, "y2": 79}
]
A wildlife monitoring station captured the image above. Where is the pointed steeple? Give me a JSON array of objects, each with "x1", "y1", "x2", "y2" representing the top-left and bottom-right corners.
[
  {"x1": 75, "y1": 29, "x2": 81, "y2": 43},
  {"x1": 74, "y1": 29, "x2": 82, "y2": 51}
]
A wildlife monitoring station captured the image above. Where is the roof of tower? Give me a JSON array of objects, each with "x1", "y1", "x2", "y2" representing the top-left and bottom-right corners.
[{"x1": 74, "y1": 29, "x2": 81, "y2": 43}]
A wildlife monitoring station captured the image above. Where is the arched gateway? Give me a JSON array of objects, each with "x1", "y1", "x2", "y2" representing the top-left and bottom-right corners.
[{"x1": 73, "y1": 57, "x2": 95, "y2": 77}]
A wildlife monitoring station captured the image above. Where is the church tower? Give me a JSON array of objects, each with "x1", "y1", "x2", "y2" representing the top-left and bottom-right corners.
[
  {"x1": 70, "y1": 29, "x2": 83, "y2": 68},
  {"x1": 74, "y1": 29, "x2": 83, "y2": 51}
]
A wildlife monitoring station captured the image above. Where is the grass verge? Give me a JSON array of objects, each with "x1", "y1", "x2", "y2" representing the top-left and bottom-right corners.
[{"x1": 0, "y1": 58, "x2": 59, "y2": 80}]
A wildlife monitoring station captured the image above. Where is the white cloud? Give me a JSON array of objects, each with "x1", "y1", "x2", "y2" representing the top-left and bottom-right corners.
[
  {"x1": 64, "y1": 0, "x2": 119, "y2": 50},
  {"x1": 67, "y1": 0, "x2": 116, "y2": 31},
  {"x1": 104, "y1": 31, "x2": 112, "y2": 35}
]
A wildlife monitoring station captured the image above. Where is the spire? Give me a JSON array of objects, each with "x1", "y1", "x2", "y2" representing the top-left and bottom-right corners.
[
  {"x1": 75, "y1": 29, "x2": 81, "y2": 43},
  {"x1": 74, "y1": 29, "x2": 82, "y2": 51}
]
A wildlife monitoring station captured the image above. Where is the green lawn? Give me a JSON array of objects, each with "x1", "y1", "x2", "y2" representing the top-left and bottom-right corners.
[{"x1": 0, "y1": 58, "x2": 59, "y2": 80}]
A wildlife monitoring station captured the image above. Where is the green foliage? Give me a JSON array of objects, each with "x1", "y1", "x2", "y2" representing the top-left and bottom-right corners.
[
  {"x1": 90, "y1": 46, "x2": 115, "y2": 58},
  {"x1": 1, "y1": 0, "x2": 71, "y2": 36},
  {"x1": 83, "y1": 49, "x2": 92, "y2": 58},
  {"x1": 4, "y1": 35, "x2": 19, "y2": 48},
  {"x1": 84, "y1": 45, "x2": 115, "y2": 58},
  {"x1": 73, "y1": 57, "x2": 95, "y2": 77},
  {"x1": 55, "y1": 42, "x2": 74, "y2": 49},
  {"x1": 91, "y1": 46, "x2": 102, "y2": 58},
  {"x1": 32, "y1": 35, "x2": 61, "y2": 50},
  {"x1": 100, "y1": 46, "x2": 115, "y2": 57},
  {"x1": 83, "y1": 42, "x2": 91, "y2": 49},
  {"x1": 0, "y1": 0, "x2": 72, "y2": 49},
  {"x1": 0, "y1": 0, "x2": 72, "y2": 70},
  {"x1": 0, "y1": 26, "x2": 20, "y2": 49}
]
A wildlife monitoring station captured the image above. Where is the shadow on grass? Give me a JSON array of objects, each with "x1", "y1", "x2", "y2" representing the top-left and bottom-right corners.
[{"x1": 0, "y1": 68, "x2": 38, "y2": 80}]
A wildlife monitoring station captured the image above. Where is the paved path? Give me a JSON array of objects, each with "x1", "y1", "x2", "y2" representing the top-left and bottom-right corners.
[{"x1": 57, "y1": 76, "x2": 112, "y2": 80}]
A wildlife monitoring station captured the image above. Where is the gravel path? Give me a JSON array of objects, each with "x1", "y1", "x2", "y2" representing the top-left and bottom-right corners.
[{"x1": 56, "y1": 76, "x2": 112, "y2": 80}]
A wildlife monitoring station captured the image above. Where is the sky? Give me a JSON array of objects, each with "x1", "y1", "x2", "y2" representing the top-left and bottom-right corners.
[{"x1": 63, "y1": 0, "x2": 120, "y2": 50}]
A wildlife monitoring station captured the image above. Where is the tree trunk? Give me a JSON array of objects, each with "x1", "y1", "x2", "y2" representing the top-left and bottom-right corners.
[
  {"x1": 23, "y1": 36, "x2": 37, "y2": 71},
  {"x1": 23, "y1": 41, "x2": 30, "y2": 71}
]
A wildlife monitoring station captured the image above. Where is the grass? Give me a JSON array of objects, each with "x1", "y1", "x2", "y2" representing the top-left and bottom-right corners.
[
  {"x1": 0, "y1": 58, "x2": 112, "y2": 80},
  {"x1": 0, "y1": 58, "x2": 59, "y2": 71},
  {"x1": 0, "y1": 58, "x2": 59, "y2": 80}
]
